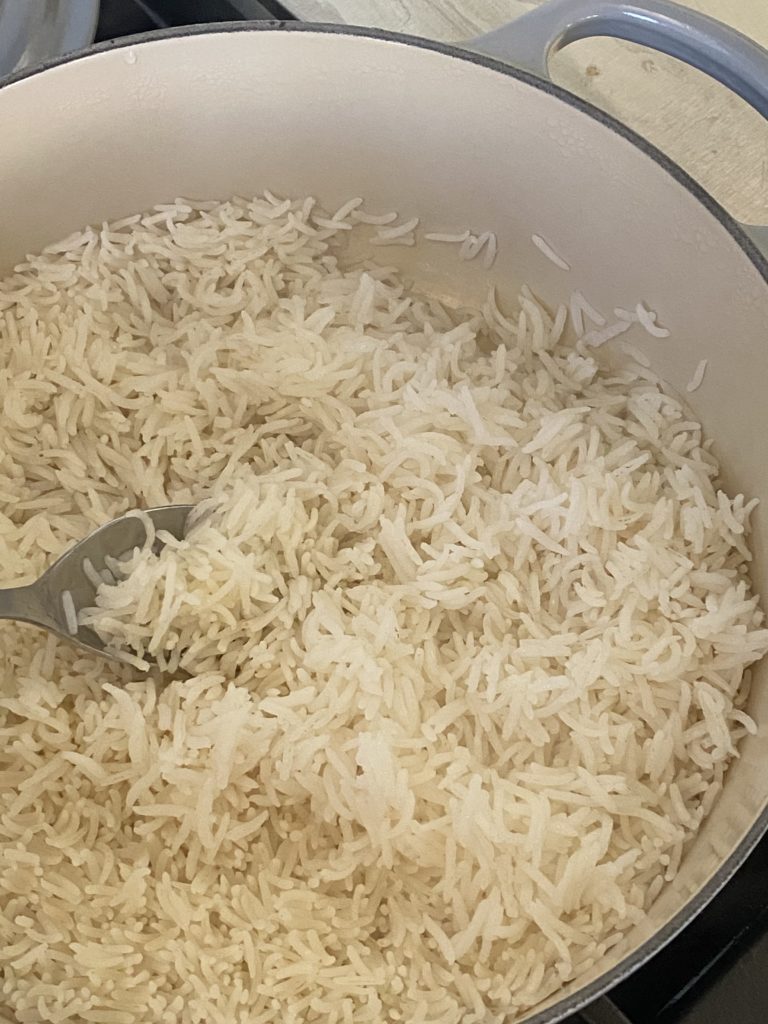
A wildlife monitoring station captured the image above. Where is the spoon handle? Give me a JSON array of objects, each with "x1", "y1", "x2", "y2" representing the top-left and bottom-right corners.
[{"x1": 0, "y1": 583, "x2": 54, "y2": 630}]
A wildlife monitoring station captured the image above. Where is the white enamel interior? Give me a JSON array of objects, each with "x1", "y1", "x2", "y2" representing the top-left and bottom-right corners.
[{"x1": 0, "y1": 28, "x2": 766, "y2": 1023}]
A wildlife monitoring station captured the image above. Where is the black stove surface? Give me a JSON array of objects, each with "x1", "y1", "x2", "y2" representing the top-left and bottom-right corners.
[
  {"x1": 95, "y1": 3, "x2": 768, "y2": 1022},
  {"x1": 576, "y1": 830, "x2": 768, "y2": 1024},
  {"x1": 94, "y1": 0, "x2": 297, "y2": 42}
]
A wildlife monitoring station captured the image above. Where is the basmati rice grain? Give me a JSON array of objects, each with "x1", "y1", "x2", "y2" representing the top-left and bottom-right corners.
[
  {"x1": 570, "y1": 291, "x2": 607, "y2": 335},
  {"x1": 482, "y1": 232, "x2": 498, "y2": 270},
  {"x1": 331, "y1": 196, "x2": 364, "y2": 221},
  {"x1": 61, "y1": 590, "x2": 78, "y2": 635},
  {"x1": 686, "y1": 358, "x2": 709, "y2": 393},
  {"x1": 581, "y1": 320, "x2": 633, "y2": 348},
  {"x1": 459, "y1": 232, "x2": 497, "y2": 264},
  {"x1": 352, "y1": 208, "x2": 399, "y2": 225},
  {"x1": 374, "y1": 217, "x2": 420, "y2": 241},
  {"x1": 82, "y1": 557, "x2": 103, "y2": 588},
  {"x1": 425, "y1": 230, "x2": 472, "y2": 244},
  {"x1": 531, "y1": 234, "x2": 571, "y2": 271},
  {"x1": 370, "y1": 234, "x2": 417, "y2": 247},
  {"x1": 636, "y1": 301, "x2": 671, "y2": 338}
]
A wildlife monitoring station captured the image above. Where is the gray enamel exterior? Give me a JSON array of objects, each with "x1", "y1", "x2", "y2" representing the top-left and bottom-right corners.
[
  {"x1": 470, "y1": 0, "x2": 768, "y2": 116},
  {"x1": 469, "y1": 0, "x2": 768, "y2": 254},
  {"x1": 0, "y1": 0, "x2": 98, "y2": 78}
]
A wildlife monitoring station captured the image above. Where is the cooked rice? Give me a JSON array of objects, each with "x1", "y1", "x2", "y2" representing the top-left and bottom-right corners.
[
  {"x1": 425, "y1": 230, "x2": 472, "y2": 244},
  {"x1": 581, "y1": 320, "x2": 633, "y2": 349},
  {"x1": 371, "y1": 234, "x2": 417, "y2": 247},
  {"x1": 351, "y1": 207, "x2": 399, "y2": 225},
  {"x1": 0, "y1": 192, "x2": 766, "y2": 1024},
  {"x1": 458, "y1": 232, "x2": 498, "y2": 268},
  {"x1": 82, "y1": 556, "x2": 104, "y2": 589},
  {"x1": 482, "y1": 232, "x2": 498, "y2": 270},
  {"x1": 636, "y1": 301, "x2": 670, "y2": 338},
  {"x1": 686, "y1": 358, "x2": 709, "y2": 393},
  {"x1": 569, "y1": 291, "x2": 606, "y2": 335},
  {"x1": 531, "y1": 234, "x2": 570, "y2": 271},
  {"x1": 61, "y1": 590, "x2": 78, "y2": 636},
  {"x1": 374, "y1": 216, "x2": 420, "y2": 241}
]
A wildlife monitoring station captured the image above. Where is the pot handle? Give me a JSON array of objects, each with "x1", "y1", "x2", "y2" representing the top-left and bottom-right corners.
[
  {"x1": 0, "y1": 3, "x2": 34, "y2": 77},
  {"x1": 469, "y1": 0, "x2": 768, "y2": 257}
]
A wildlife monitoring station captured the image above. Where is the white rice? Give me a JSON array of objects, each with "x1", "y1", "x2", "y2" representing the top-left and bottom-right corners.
[
  {"x1": 374, "y1": 216, "x2": 420, "y2": 240},
  {"x1": 482, "y1": 231, "x2": 498, "y2": 269},
  {"x1": 82, "y1": 556, "x2": 103, "y2": 588},
  {"x1": 352, "y1": 208, "x2": 399, "y2": 225},
  {"x1": 330, "y1": 196, "x2": 364, "y2": 221},
  {"x1": 531, "y1": 234, "x2": 571, "y2": 271},
  {"x1": 570, "y1": 290, "x2": 607, "y2": 336},
  {"x1": 686, "y1": 358, "x2": 709, "y2": 393},
  {"x1": 581, "y1": 320, "x2": 633, "y2": 348},
  {"x1": 425, "y1": 230, "x2": 472, "y2": 243},
  {"x1": 61, "y1": 590, "x2": 78, "y2": 635},
  {"x1": 0, "y1": 192, "x2": 765, "y2": 1024},
  {"x1": 459, "y1": 231, "x2": 498, "y2": 268},
  {"x1": 371, "y1": 234, "x2": 417, "y2": 247},
  {"x1": 425, "y1": 230, "x2": 496, "y2": 267},
  {"x1": 636, "y1": 301, "x2": 671, "y2": 338}
]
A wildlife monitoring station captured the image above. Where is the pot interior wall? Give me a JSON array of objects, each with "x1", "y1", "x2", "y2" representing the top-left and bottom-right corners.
[{"x1": 1, "y1": 27, "x2": 767, "y2": 1021}]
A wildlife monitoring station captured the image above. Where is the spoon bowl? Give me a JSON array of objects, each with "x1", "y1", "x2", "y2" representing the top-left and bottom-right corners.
[{"x1": 0, "y1": 505, "x2": 193, "y2": 660}]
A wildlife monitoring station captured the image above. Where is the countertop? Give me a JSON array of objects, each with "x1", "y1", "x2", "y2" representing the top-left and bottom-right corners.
[{"x1": 286, "y1": 0, "x2": 767, "y2": 227}]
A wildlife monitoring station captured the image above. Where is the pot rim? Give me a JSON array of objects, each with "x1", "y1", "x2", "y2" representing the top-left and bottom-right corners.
[
  {"x1": 2, "y1": 17, "x2": 766, "y2": 284},
  {"x1": 2, "y1": 19, "x2": 767, "y2": 1024}
]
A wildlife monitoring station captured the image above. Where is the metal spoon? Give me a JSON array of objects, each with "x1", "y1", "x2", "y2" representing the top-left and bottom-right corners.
[{"x1": 0, "y1": 505, "x2": 193, "y2": 661}]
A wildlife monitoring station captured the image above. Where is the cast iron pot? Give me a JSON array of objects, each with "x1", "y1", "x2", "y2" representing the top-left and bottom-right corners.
[{"x1": 0, "y1": 1, "x2": 766, "y2": 1020}]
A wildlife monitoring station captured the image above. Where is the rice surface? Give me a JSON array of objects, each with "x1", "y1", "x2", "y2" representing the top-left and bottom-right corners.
[{"x1": 0, "y1": 193, "x2": 766, "y2": 1024}]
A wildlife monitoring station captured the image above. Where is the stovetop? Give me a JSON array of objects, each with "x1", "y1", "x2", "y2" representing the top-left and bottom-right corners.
[
  {"x1": 578, "y1": 831, "x2": 768, "y2": 1024},
  {"x1": 95, "y1": 3, "x2": 768, "y2": 1022},
  {"x1": 94, "y1": 0, "x2": 297, "y2": 41}
]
